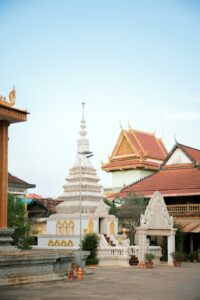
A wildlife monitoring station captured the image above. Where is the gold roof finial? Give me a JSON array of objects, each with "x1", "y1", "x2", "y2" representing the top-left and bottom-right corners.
[
  {"x1": 119, "y1": 119, "x2": 123, "y2": 130},
  {"x1": 0, "y1": 86, "x2": 16, "y2": 107},
  {"x1": 128, "y1": 120, "x2": 132, "y2": 129},
  {"x1": 160, "y1": 132, "x2": 164, "y2": 140}
]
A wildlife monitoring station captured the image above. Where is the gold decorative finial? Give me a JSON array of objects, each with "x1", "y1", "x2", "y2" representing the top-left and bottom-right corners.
[
  {"x1": 160, "y1": 133, "x2": 164, "y2": 140},
  {"x1": 119, "y1": 119, "x2": 123, "y2": 130},
  {"x1": 128, "y1": 120, "x2": 132, "y2": 129},
  {"x1": 0, "y1": 86, "x2": 16, "y2": 107}
]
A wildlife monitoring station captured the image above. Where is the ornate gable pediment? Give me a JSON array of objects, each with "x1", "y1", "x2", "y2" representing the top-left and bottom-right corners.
[
  {"x1": 116, "y1": 136, "x2": 133, "y2": 156},
  {"x1": 140, "y1": 191, "x2": 173, "y2": 229}
]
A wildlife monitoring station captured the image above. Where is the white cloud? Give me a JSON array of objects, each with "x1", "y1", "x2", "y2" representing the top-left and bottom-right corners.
[{"x1": 165, "y1": 112, "x2": 200, "y2": 121}]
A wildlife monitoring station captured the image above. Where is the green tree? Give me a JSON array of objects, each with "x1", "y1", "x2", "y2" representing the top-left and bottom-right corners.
[
  {"x1": 115, "y1": 192, "x2": 147, "y2": 245},
  {"x1": 104, "y1": 199, "x2": 117, "y2": 215},
  {"x1": 8, "y1": 193, "x2": 32, "y2": 250},
  {"x1": 82, "y1": 233, "x2": 99, "y2": 265}
]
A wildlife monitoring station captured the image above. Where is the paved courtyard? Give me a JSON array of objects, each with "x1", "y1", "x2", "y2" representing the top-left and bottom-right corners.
[{"x1": 0, "y1": 263, "x2": 199, "y2": 300}]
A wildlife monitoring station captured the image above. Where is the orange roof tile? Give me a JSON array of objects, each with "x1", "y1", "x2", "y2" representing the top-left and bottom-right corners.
[
  {"x1": 28, "y1": 193, "x2": 43, "y2": 199},
  {"x1": 120, "y1": 166, "x2": 200, "y2": 198},
  {"x1": 179, "y1": 144, "x2": 200, "y2": 165}
]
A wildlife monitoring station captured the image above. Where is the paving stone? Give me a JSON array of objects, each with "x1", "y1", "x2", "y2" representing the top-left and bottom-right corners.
[{"x1": 0, "y1": 263, "x2": 199, "y2": 300}]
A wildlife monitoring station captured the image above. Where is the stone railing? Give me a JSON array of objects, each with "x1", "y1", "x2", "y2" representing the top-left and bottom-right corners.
[
  {"x1": 167, "y1": 204, "x2": 200, "y2": 217},
  {"x1": 128, "y1": 245, "x2": 140, "y2": 258},
  {"x1": 148, "y1": 246, "x2": 162, "y2": 258},
  {"x1": 98, "y1": 247, "x2": 128, "y2": 258}
]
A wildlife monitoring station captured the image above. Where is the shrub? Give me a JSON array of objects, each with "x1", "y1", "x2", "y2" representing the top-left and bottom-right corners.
[
  {"x1": 145, "y1": 253, "x2": 155, "y2": 262},
  {"x1": 82, "y1": 233, "x2": 99, "y2": 265},
  {"x1": 85, "y1": 257, "x2": 99, "y2": 266},
  {"x1": 171, "y1": 251, "x2": 185, "y2": 262}
]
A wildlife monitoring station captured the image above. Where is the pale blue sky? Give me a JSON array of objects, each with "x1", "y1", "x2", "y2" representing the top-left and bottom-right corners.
[{"x1": 1, "y1": 0, "x2": 200, "y2": 197}]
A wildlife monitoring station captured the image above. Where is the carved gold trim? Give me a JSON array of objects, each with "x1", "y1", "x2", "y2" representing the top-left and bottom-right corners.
[
  {"x1": 110, "y1": 221, "x2": 115, "y2": 235},
  {"x1": 61, "y1": 240, "x2": 67, "y2": 246},
  {"x1": 88, "y1": 220, "x2": 94, "y2": 234},
  {"x1": 48, "y1": 240, "x2": 54, "y2": 246},
  {"x1": 54, "y1": 239, "x2": 60, "y2": 246},
  {"x1": 68, "y1": 240, "x2": 73, "y2": 246}
]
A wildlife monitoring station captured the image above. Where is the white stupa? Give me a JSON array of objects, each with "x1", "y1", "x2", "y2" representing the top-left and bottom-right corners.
[{"x1": 37, "y1": 103, "x2": 118, "y2": 248}]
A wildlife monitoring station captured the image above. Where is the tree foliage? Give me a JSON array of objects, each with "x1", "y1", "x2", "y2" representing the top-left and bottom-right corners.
[
  {"x1": 115, "y1": 192, "x2": 147, "y2": 245},
  {"x1": 104, "y1": 199, "x2": 117, "y2": 215},
  {"x1": 8, "y1": 193, "x2": 32, "y2": 250}
]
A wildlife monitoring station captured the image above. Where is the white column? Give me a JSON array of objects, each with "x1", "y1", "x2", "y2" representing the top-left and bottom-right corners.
[
  {"x1": 167, "y1": 229, "x2": 176, "y2": 266},
  {"x1": 137, "y1": 228, "x2": 147, "y2": 267}
]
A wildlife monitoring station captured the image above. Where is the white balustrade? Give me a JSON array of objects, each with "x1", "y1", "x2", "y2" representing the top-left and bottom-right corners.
[{"x1": 98, "y1": 247, "x2": 127, "y2": 258}]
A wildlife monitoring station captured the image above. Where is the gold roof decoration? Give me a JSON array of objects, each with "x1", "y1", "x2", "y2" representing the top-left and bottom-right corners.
[{"x1": 0, "y1": 86, "x2": 16, "y2": 107}]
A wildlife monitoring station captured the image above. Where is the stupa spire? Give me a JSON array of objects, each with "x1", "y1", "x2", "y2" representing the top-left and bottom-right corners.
[
  {"x1": 79, "y1": 102, "x2": 87, "y2": 138},
  {"x1": 74, "y1": 102, "x2": 91, "y2": 167}
]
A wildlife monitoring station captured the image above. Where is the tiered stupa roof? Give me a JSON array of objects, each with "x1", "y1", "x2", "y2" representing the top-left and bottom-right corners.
[{"x1": 56, "y1": 103, "x2": 104, "y2": 216}]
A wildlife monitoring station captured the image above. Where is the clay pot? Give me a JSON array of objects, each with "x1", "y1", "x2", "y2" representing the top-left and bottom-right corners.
[
  {"x1": 145, "y1": 261, "x2": 154, "y2": 268},
  {"x1": 173, "y1": 260, "x2": 181, "y2": 267}
]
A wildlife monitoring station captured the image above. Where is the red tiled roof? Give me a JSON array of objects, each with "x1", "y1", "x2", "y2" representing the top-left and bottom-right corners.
[
  {"x1": 102, "y1": 128, "x2": 168, "y2": 172},
  {"x1": 133, "y1": 130, "x2": 168, "y2": 160},
  {"x1": 179, "y1": 144, "x2": 200, "y2": 164},
  {"x1": 28, "y1": 198, "x2": 63, "y2": 214},
  {"x1": 120, "y1": 166, "x2": 200, "y2": 198},
  {"x1": 177, "y1": 220, "x2": 200, "y2": 233},
  {"x1": 28, "y1": 193, "x2": 43, "y2": 199},
  {"x1": 8, "y1": 173, "x2": 36, "y2": 189}
]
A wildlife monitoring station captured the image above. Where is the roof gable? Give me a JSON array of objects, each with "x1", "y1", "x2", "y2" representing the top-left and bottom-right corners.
[
  {"x1": 116, "y1": 135, "x2": 135, "y2": 156},
  {"x1": 179, "y1": 144, "x2": 200, "y2": 165},
  {"x1": 110, "y1": 130, "x2": 140, "y2": 159},
  {"x1": 165, "y1": 148, "x2": 192, "y2": 165}
]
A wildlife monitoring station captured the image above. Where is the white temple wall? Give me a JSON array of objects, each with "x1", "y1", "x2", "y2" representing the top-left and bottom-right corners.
[
  {"x1": 99, "y1": 219, "x2": 107, "y2": 234},
  {"x1": 112, "y1": 169, "x2": 153, "y2": 190},
  {"x1": 47, "y1": 221, "x2": 57, "y2": 234}
]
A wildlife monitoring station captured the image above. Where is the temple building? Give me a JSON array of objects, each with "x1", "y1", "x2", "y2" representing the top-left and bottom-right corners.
[
  {"x1": 102, "y1": 127, "x2": 168, "y2": 193},
  {"x1": 119, "y1": 142, "x2": 200, "y2": 254},
  {"x1": 8, "y1": 172, "x2": 36, "y2": 197},
  {"x1": 37, "y1": 104, "x2": 118, "y2": 248}
]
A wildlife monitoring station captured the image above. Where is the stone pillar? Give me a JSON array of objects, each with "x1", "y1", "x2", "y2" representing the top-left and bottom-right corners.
[
  {"x1": 167, "y1": 229, "x2": 176, "y2": 266},
  {"x1": 0, "y1": 121, "x2": 9, "y2": 228},
  {"x1": 137, "y1": 228, "x2": 147, "y2": 268}
]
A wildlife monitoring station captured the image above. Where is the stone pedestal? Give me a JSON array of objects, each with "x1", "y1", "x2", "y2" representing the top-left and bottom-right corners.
[{"x1": 0, "y1": 228, "x2": 17, "y2": 251}]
